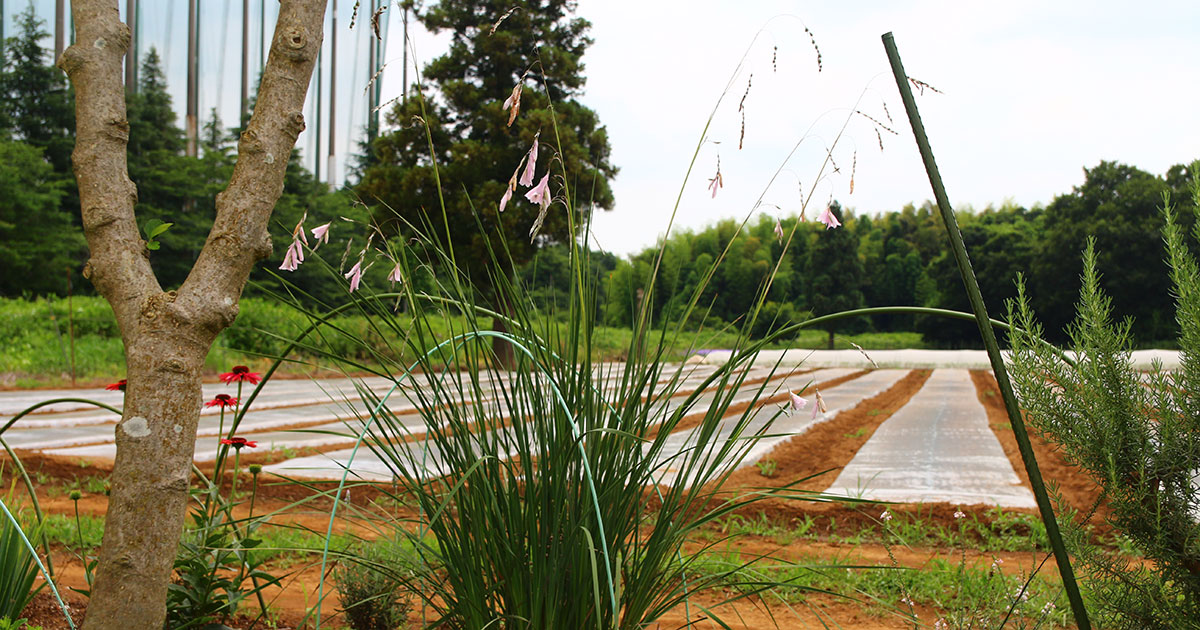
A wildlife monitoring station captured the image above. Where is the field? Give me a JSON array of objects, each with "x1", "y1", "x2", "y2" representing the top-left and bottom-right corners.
[{"x1": 2, "y1": 365, "x2": 1110, "y2": 629}]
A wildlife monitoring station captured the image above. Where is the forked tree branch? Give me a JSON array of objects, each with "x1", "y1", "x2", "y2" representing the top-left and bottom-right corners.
[
  {"x1": 57, "y1": 1, "x2": 157, "y2": 330},
  {"x1": 58, "y1": 1, "x2": 328, "y2": 628},
  {"x1": 178, "y1": 1, "x2": 325, "y2": 332}
]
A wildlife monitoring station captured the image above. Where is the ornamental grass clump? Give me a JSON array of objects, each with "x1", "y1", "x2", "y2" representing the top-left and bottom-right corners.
[
  {"x1": 282, "y1": 184, "x2": 840, "y2": 627},
  {"x1": 241, "y1": 12, "x2": 924, "y2": 627},
  {"x1": 1006, "y1": 168, "x2": 1200, "y2": 629},
  {"x1": 274, "y1": 40, "x2": 872, "y2": 630}
]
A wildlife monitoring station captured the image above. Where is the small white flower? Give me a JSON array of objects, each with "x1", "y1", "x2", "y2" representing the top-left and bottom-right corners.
[
  {"x1": 880, "y1": 510, "x2": 893, "y2": 522},
  {"x1": 954, "y1": 510, "x2": 966, "y2": 519}
]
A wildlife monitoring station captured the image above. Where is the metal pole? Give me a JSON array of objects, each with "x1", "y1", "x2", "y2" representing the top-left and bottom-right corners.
[
  {"x1": 374, "y1": 3, "x2": 383, "y2": 134},
  {"x1": 124, "y1": 0, "x2": 135, "y2": 92},
  {"x1": 881, "y1": 31, "x2": 1092, "y2": 630},
  {"x1": 401, "y1": 4, "x2": 408, "y2": 102},
  {"x1": 241, "y1": 0, "x2": 250, "y2": 124},
  {"x1": 367, "y1": 0, "x2": 375, "y2": 142},
  {"x1": 314, "y1": 47, "x2": 321, "y2": 182},
  {"x1": 186, "y1": 0, "x2": 198, "y2": 157},
  {"x1": 54, "y1": 0, "x2": 64, "y2": 60},
  {"x1": 327, "y1": 0, "x2": 337, "y2": 188},
  {"x1": 259, "y1": 0, "x2": 265, "y2": 72},
  {"x1": 67, "y1": 268, "x2": 76, "y2": 388}
]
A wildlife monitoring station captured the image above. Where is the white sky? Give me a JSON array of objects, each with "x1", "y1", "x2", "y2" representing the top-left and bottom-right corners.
[
  {"x1": 17, "y1": 1, "x2": 1200, "y2": 257},
  {"x1": 567, "y1": 0, "x2": 1200, "y2": 255}
]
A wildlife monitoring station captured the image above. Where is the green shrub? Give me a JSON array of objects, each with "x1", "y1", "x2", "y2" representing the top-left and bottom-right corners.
[
  {"x1": 1007, "y1": 170, "x2": 1200, "y2": 629},
  {"x1": 334, "y1": 539, "x2": 415, "y2": 630}
]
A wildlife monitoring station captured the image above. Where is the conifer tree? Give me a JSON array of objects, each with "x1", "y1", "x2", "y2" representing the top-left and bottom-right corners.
[
  {"x1": 0, "y1": 138, "x2": 85, "y2": 295},
  {"x1": 358, "y1": 0, "x2": 616, "y2": 300},
  {"x1": 0, "y1": 5, "x2": 84, "y2": 295},
  {"x1": 0, "y1": 5, "x2": 74, "y2": 173}
]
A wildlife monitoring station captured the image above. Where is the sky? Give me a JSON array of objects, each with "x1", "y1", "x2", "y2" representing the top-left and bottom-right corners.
[
  {"x1": 13, "y1": 1, "x2": 1200, "y2": 257},
  {"x1": 567, "y1": 0, "x2": 1200, "y2": 255}
]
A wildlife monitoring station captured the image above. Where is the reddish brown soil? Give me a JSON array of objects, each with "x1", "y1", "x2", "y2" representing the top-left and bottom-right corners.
[
  {"x1": 970, "y1": 370, "x2": 1107, "y2": 524},
  {"x1": 9, "y1": 368, "x2": 1099, "y2": 629}
]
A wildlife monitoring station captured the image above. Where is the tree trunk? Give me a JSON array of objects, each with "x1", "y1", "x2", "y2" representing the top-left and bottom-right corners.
[
  {"x1": 827, "y1": 328, "x2": 835, "y2": 350},
  {"x1": 59, "y1": 2, "x2": 326, "y2": 627}
]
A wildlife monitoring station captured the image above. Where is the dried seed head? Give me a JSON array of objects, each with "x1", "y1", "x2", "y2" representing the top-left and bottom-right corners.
[
  {"x1": 371, "y1": 5, "x2": 386, "y2": 40},
  {"x1": 490, "y1": 7, "x2": 519, "y2": 35},
  {"x1": 854, "y1": 110, "x2": 899, "y2": 136},
  {"x1": 738, "y1": 75, "x2": 752, "y2": 150},
  {"x1": 849, "y1": 150, "x2": 857, "y2": 195},
  {"x1": 804, "y1": 26, "x2": 822, "y2": 72},
  {"x1": 909, "y1": 76, "x2": 943, "y2": 96}
]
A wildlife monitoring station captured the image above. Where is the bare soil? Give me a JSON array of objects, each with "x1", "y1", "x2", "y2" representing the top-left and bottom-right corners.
[{"x1": 9, "y1": 368, "x2": 1098, "y2": 629}]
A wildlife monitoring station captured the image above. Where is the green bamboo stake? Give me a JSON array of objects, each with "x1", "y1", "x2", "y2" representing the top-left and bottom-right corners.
[{"x1": 882, "y1": 32, "x2": 1091, "y2": 630}]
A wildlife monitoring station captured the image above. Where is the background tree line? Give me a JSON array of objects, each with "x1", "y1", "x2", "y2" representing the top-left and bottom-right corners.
[
  {"x1": 3, "y1": 4, "x2": 1195, "y2": 347},
  {"x1": 571, "y1": 159, "x2": 1197, "y2": 348}
]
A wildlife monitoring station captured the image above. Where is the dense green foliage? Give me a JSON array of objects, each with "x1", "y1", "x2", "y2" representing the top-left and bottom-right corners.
[
  {"x1": 0, "y1": 6, "x2": 85, "y2": 296},
  {"x1": 1007, "y1": 171, "x2": 1200, "y2": 629},
  {"x1": 606, "y1": 159, "x2": 1197, "y2": 347}
]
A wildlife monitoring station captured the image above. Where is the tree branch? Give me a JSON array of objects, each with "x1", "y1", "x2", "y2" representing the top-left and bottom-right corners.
[
  {"x1": 177, "y1": 0, "x2": 325, "y2": 333},
  {"x1": 58, "y1": 0, "x2": 158, "y2": 328}
]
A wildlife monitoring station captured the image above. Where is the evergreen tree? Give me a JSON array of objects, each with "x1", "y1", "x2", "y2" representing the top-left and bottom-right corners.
[
  {"x1": 805, "y1": 203, "x2": 865, "y2": 348},
  {"x1": 1007, "y1": 172, "x2": 1200, "y2": 628},
  {"x1": 357, "y1": 0, "x2": 616, "y2": 297},
  {"x1": 126, "y1": 48, "x2": 197, "y2": 288},
  {"x1": 127, "y1": 48, "x2": 185, "y2": 156},
  {"x1": 0, "y1": 5, "x2": 74, "y2": 173},
  {"x1": 0, "y1": 139, "x2": 85, "y2": 295},
  {"x1": 0, "y1": 6, "x2": 82, "y2": 295}
]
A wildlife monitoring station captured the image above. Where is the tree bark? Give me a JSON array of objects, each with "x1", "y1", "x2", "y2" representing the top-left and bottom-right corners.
[{"x1": 58, "y1": 2, "x2": 326, "y2": 628}]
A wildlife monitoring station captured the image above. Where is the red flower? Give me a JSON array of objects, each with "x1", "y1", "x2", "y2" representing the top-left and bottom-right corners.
[
  {"x1": 105, "y1": 379, "x2": 127, "y2": 391},
  {"x1": 219, "y1": 365, "x2": 262, "y2": 385},
  {"x1": 220, "y1": 437, "x2": 258, "y2": 449},
  {"x1": 205, "y1": 394, "x2": 239, "y2": 408}
]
